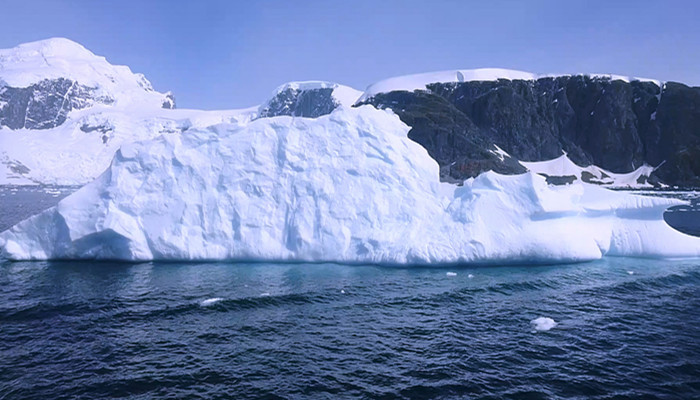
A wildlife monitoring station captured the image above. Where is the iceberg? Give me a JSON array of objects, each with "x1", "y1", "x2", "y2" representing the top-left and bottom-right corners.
[{"x1": 1, "y1": 106, "x2": 699, "y2": 263}]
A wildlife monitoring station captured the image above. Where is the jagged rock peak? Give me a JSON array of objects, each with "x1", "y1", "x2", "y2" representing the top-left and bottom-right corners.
[{"x1": 258, "y1": 81, "x2": 362, "y2": 118}]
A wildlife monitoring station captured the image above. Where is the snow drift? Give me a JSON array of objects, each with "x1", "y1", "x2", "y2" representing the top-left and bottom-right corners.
[{"x1": 1, "y1": 106, "x2": 698, "y2": 263}]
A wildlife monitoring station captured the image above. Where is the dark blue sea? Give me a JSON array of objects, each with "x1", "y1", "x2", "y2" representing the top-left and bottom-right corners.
[{"x1": 1, "y1": 187, "x2": 699, "y2": 399}]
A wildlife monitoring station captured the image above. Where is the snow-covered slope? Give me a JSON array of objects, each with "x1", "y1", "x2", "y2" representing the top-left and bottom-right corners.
[
  {"x1": 358, "y1": 68, "x2": 661, "y2": 102},
  {"x1": 0, "y1": 38, "x2": 258, "y2": 185},
  {"x1": 521, "y1": 153, "x2": 658, "y2": 188},
  {"x1": 2, "y1": 106, "x2": 698, "y2": 263}
]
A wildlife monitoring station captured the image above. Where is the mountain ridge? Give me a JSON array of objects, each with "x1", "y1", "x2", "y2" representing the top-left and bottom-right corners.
[{"x1": 2, "y1": 38, "x2": 700, "y2": 188}]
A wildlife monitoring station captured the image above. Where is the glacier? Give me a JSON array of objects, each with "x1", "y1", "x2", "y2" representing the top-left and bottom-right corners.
[{"x1": 1, "y1": 105, "x2": 699, "y2": 263}]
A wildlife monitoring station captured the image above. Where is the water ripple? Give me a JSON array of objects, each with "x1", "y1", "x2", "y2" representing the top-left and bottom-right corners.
[{"x1": 0, "y1": 259, "x2": 699, "y2": 399}]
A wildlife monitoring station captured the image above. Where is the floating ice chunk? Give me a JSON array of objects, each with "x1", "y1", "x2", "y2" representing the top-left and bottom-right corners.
[
  {"x1": 200, "y1": 297, "x2": 223, "y2": 306},
  {"x1": 446, "y1": 272, "x2": 457, "y2": 277},
  {"x1": 627, "y1": 270, "x2": 635, "y2": 275},
  {"x1": 468, "y1": 274, "x2": 474, "y2": 279},
  {"x1": 260, "y1": 292, "x2": 271, "y2": 297},
  {"x1": 531, "y1": 317, "x2": 557, "y2": 331},
  {"x1": 340, "y1": 289, "x2": 346, "y2": 294}
]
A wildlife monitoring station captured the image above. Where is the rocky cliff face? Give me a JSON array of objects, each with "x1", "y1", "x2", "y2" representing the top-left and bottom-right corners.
[
  {"x1": 0, "y1": 78, "x2": 114, "y2": 130},
  {"x1": 257, "y1": 82, "x2": 363, "y2": 119},
  {"x1": 259, "y1": 86, "x2": 338, "y2": 118},
  {"x1": 359, "y1": 76, "x2": 700, "y2": 187}
]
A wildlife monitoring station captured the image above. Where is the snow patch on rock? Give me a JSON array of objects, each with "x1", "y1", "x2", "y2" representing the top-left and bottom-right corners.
[
  {"x1": 521, "y1": 153, "x2": 657, "y2": 188},
  {"x1": 359, "y1": 68, "x2": 662, "y2": 102}
]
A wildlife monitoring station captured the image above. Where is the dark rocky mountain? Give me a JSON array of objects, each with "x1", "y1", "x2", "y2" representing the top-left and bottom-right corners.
[
  {"x1": 0, "y1": 78, "x2": 114, "y2": 130},
  {"x1": 258, "y1": 86, "x2": 341, "y2": 118},
  {"x1": 358, "y1": 76, "x2": 700, "y2": 187}
]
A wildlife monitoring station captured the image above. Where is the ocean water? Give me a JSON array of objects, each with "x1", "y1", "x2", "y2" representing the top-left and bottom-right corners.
[
  {"x1": 1, "y1": 186, "x2": 699, "y2": 399},
  {"x1": 2, "y1": 259, "x2": 699, "y2": 399}
]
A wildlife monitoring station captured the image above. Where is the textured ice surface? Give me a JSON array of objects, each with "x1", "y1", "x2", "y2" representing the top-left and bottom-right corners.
[{"x1": 2, "y1": 106, "x2": 699, "y2": 263}]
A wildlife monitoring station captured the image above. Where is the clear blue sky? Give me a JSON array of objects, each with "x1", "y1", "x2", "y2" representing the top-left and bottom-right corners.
[{"x1": 1, "y1": 0, "x2": 698, "y2": 109}]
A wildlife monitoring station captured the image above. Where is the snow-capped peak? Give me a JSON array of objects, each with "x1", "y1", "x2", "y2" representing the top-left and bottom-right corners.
[
  {"x1": 0, "y1": 37, "x2": 170, "y2": 108},
  {"x1": 2, "y1": 37, "x2": 96, "y2": 61},
  {"x1": 269, "y1": 81, "x2": 363, "y2": 108}
]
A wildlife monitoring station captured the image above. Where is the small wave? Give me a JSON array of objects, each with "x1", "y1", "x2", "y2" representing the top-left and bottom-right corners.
[
  {"x1": 531, "y1": 317, "x2": 557, "y2": 331},
  {"x1": 200, "y1": 298, "x2": 223, "y2": 307},
  {"x1": 446, "y1": 272, "x2": 457, "y2": 277}
]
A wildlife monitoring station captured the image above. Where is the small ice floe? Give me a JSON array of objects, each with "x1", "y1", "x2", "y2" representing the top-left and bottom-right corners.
[
  {"x1": 260, "y1": 292, "x2": 271, "y2": 297},
  {"x1": 531, "y1": 317, "x2": 557, "y2": 332},
  {"x1": 340, "y1": 289, "x2": 346, "y2": 294},
  {"x1": 446, "y1": 272, "x2": 457, "y2": 277},
  {"x1": 200, "y1": 297, "x2": 223, "y2": 307},
  {"x1": 467, "y1": 274, "x2": 474, "y2": 279},
  {"x1": 627, "y1": 270, "x2": 635, "y2": 275}
]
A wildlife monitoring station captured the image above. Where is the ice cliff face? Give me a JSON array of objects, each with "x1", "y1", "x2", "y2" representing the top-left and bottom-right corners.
[{"x1": 2, "y1": 106, "x2": 699, "y2": 263}]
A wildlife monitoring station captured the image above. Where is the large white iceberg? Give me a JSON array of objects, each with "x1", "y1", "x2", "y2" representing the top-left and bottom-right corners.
[{"x1": 1, "y1": 106, "x2": 698, "y2": 263}]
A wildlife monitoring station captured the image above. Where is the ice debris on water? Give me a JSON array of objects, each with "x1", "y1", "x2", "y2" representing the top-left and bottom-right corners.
[
  {"x1": 531, "y1": 317, "x2": 557, "y2": 331},
  {"x1": 200, "y1": 297, "x2": 223, "y2": 307},
  {"x1": 627, "y1": 270, "x2": 635, "y2": 275},
  {"x1": 446, "y1": 272, "x2": 457, "y2": 277},
  {"x1": 468, "y1": 274, "x2": 474, "y2": 279}
]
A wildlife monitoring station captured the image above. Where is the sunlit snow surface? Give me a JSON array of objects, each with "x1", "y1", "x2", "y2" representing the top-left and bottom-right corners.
[
  {"x1": 0, "y1": 38, "x2": 258, "y2": 186},
  {"x1": 357, "y1": 68, "x2": 662, "y2": 102},
  {"x1": 1, "y1": 106, "x2": 699, "y2": 263}
]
